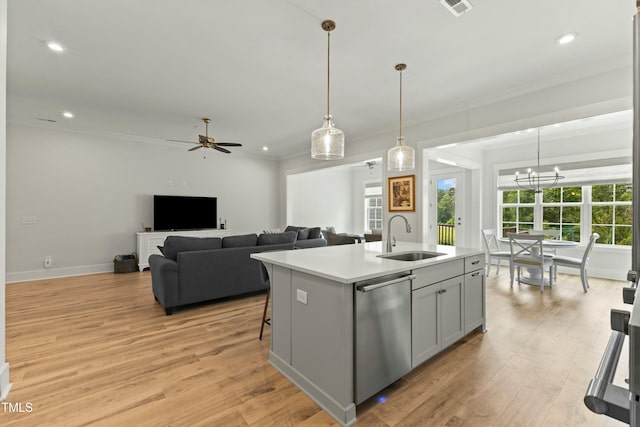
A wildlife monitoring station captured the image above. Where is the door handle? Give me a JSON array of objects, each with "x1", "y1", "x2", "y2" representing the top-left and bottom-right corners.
[{"x1": 357, "y1": 275, "x2": 416, "y2": 292}]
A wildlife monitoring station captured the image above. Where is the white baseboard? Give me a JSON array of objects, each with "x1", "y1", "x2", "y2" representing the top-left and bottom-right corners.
[
  {"x1": 5, "y1": 263, "x2": 113, "y2": 283},
  {"x1": 0, "y1": 362, "x2": 11, "y2": 401}
]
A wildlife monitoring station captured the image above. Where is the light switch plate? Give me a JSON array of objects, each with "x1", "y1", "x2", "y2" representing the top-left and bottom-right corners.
[{"x1": 296, "y1": 289, "x2": 308, "y2": 305}]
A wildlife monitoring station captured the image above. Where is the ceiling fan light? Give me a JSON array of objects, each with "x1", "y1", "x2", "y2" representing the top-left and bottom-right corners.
[
  {"x1": 387, "y1": 138, "x2": 415, "y2": 172},
  {"x1": 311, "y1": 115, "x2": 344, "y2": 160}
]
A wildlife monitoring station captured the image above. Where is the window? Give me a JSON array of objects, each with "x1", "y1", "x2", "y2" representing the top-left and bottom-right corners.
[
  {"x1": 542, "y1": 186, "x2": 582, "y2": 242},
  {"x1": 498, "y1": 182, "x2": 632, "y2": 246},
  {"x1": 501, "y1": 189, "x2": 535, "y2": 236},
  {"x1": 364, "y1": 183, "x2": 382, "y2": 231},
  {"x1": 591, "y1": 183, "x2": 632, "y2": 245}
]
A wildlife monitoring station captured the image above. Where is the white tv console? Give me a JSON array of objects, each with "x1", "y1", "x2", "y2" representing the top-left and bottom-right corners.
[{"x1": 136, "y1": 229, "x2": 231, "y2": 271}]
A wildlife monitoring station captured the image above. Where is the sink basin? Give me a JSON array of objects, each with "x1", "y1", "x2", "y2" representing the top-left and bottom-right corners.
[{"x1": 377, "y1": 251, "x2": 446, "y2": 261}]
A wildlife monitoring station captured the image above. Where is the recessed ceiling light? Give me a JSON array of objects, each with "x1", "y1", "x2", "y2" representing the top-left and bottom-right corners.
[
  {"x1": 62, "y1": 111, "x2": 74, "y2": 118},
  {"x1": 262, "y1": 146, "x2": 269, "y2": 151},
  {"x1": 47, "y1": 42, "x2": 64, "y2": 52},
  {"x1": 555, "y1": 32, "x2": 577, "y2": 45}
]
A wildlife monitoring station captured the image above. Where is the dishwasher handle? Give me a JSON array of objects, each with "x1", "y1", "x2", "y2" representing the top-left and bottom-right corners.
[{"x1": 357, "y1": 275, "x2": 416, "y2": 292}]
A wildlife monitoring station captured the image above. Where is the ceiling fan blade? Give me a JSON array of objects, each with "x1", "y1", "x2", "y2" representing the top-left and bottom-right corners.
[
  {"x1": 167, "y1": 139, "x2": 197, "y2": 144},
  {"x1": 214, "y1": 146, "x2": 231, "y2": 154},
  {"x1": 215, "y1": 142, "x2": 243, "y2": 147},
  {"x1": 188, "y1": 145, "x2": 203, "y2": 151}
]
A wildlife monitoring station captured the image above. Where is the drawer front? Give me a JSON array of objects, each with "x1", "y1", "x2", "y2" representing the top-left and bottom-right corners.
[
  {"x1": 464, "y1": 254, "x2": 485, "y2": 272},
  {"x1": 412, "y1": 259, "x2": 464, "y2": 290}
]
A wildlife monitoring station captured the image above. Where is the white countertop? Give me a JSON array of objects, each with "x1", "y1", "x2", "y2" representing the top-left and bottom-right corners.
[{"x1": 251, "y1": 241, "x2": 484, "y2": 284}]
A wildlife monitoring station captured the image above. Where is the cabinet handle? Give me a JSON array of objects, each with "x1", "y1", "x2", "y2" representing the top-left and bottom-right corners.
[
  {"x1": 471, "y1": 272, "x2": 480, "y2": 277},
  {"x1": 471, "y1": 260, "x2": 480, "y2": 265},
  {"x1": 441, "y1": 289, "x2": 447, "y2": 294}
]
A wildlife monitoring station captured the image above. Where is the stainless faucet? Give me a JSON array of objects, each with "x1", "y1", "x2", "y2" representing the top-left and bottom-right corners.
[{"x1": 386, "y1": 214, "x2": 412, "y2": 252}]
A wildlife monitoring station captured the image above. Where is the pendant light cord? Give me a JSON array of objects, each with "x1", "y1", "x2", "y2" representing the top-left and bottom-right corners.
[
  {"x1": 399, "y1": 68, "x2": 403, "y2": 141},
  {"x1": 327, "y1": 30, "x2": 331, "y2": 117}
]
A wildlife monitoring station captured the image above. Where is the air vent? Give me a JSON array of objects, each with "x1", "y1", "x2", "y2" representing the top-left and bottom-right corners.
[{"x1": 440, "y1": 0, "x2": 473, "y2": 17}]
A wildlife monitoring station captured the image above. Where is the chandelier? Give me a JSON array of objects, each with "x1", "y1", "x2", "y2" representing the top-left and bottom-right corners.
[{"x1": 514, "y1": 129, "x2": 564, "y2": 193}]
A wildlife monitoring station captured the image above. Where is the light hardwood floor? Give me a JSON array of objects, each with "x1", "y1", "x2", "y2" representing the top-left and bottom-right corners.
[{"x1": 0, "y1": 269, "x2": 629, "y2": 426}]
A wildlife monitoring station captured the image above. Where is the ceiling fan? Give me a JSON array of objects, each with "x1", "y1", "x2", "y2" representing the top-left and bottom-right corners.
[{"x1": 168, "y1": 118, "x2": 242, "y2": 154}]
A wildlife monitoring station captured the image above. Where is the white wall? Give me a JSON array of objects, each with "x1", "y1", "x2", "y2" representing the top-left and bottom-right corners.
[
  {"x1": 286, "y1": 167, "x2": 353, "y2": 232},
  {"x1": 0, "y1": 0, "x2": 10, "y2": 400},
  {"x1": 6, "y1": 124, "x2": 279, "y2": 282}
]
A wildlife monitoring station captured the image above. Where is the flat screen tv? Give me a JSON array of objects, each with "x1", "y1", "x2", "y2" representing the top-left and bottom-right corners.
[{"x1": 153, "y1": 195, "x2": 217, "y2": 231}]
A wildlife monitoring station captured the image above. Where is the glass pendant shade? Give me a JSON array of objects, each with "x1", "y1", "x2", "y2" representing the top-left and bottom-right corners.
[
  {"x1": 387, "y1": 137, "x2": 415, "y2": 171},
  {"x1": 311, "y1": 20, "x2": 344, "y2": 160},
  {"x1": 387, "y1": 63, "x2": 415, "y2": 171},
  {"x1": 311, "y1": 115, "x2": 344, "y2": 160}
]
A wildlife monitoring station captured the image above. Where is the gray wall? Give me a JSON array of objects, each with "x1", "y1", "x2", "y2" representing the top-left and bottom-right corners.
[{"x1": 6, "y1": 124, "x2": 279, "y2": 282}]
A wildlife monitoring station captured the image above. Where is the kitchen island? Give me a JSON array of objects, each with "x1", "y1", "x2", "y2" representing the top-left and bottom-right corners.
[{"x1": 251, "y1": 241, "x2": 486, "y2": 426}]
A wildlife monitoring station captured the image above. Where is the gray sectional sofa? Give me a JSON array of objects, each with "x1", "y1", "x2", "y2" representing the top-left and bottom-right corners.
[{"x1": 149, "y1": 232, "x2": 297, "y2": 315}]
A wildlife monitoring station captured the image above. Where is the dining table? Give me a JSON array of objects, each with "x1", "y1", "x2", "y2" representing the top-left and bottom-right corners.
[{"x1": 498, "y1": 236, "x2": 579, "y2": 287}]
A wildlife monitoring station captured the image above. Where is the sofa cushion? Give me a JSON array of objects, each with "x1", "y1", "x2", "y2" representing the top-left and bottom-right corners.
[
  {"x1": 222, "y1": 233, "x2": 258, "y2": 248},
  {"x1": 162, "y1": 236, "x2": 222, "y2": 261},
  {"x1": 308, "y1": 227, "x2": 321, "y2": 239},
  {"x1": 258, "y1": 231, "x2": 297, "y2": 246},
  {"x1": 285, "y1": 225, "x2": 304, "y2": 233},
  {"x1": 297, "y1": 228, "x2": 310, "y2": 240}
]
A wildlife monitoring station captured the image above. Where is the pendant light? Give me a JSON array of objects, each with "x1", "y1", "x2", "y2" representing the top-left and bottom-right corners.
[
  {"x1": 387, "y1": 64, "x2": 415, "y2": 171},
  {"x1": 311, "y1": 20, "x2": 345, "y2": 160}
]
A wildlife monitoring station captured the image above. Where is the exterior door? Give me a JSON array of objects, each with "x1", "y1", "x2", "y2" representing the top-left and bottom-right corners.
[{"x1": 430, "y1": 172, "x2": 465, "y2": 246}]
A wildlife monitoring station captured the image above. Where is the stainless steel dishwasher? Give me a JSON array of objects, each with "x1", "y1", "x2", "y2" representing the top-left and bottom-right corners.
[{"x1": 355, "y1": 272, "x2": 414, "y2": 404}]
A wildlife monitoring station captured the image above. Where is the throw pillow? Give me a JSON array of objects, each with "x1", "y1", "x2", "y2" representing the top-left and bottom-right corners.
[
  {"x1": 162, "y1": 236, "x2": 223, "y2": 261},
  {"x1": 297, "y1": 228, "x2": 310, "y2": 240},
  {"x1": 258, "y1": 231, "x2": 297, "y2": 246},
  {"x1": 222, "y1": 233, "x2": 258, "y2": 248},
  {"x1": 308, "y1": 227, "x2": 321, "y2": 239},
  {"x1": 262, "y1": 228, "x2": 282, "y2": 234},
  {"x1": 285, "y1": 225, "x2": 304, "y2": 233}
]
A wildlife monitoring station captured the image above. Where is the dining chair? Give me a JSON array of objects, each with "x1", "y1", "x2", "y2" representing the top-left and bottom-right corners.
[
  {"x1": 481, "y1": 228, "x2": 511, "y2": 276},
  {"x1": 552, "y1": 233, "x2": 599, "y2": 292},
  {"x1": 528, "y1": 229, "x2": 562, "y2": 255},
  {"x1": 508, "y1": 232, "x2": 555, "y2": 292}
]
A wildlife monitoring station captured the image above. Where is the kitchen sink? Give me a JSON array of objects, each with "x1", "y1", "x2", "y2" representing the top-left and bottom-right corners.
[{"x1": 377, "y1": 251, "x2": 446, "y2": 261}]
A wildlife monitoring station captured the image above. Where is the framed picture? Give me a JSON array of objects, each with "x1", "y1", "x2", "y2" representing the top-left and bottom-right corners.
[{"x1": 388, "y1": 175, "x2": 415, "y2": 212}]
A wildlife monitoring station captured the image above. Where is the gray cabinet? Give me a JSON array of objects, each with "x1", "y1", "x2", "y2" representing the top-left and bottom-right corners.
[
  {"x1": 464, "y1": 260, "x2": 486, "y2": 334},
  {"x1": 411, "y1": 256, "x2": 485, "y2": 369},
  {"x1": 411, "y1": 275, "x2": 464, "y2": 368}
]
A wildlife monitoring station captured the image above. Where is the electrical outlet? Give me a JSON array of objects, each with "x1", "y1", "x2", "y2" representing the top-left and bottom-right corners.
[
  {"x1": 44, "y1": 256, "x2": 52, "y2": 268},
  {"x1": 296, "y1": 289, "x2": 308, "y2": 305},
  {"x1": 22, "y1": 216, "x2": 37, "y2": 224}
]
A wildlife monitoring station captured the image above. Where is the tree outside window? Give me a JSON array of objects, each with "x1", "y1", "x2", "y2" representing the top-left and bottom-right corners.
[{"x1": 592, "y1": 183, "x2": 632, "y2": 245}]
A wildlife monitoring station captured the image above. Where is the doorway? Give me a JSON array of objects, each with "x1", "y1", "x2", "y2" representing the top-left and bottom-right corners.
[{"x1": 430, "y1": 172, "x2": 465, "y2": 246}]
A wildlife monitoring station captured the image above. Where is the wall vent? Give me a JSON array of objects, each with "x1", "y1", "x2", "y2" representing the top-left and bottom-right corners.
[{"x1": 440, "y1": 0, "x2": 473, "y2": 17}]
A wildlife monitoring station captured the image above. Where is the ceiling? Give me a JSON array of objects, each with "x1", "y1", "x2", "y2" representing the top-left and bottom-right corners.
[{"x1": 6, "y1": 0, "x2": 637, "y2": 159}]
